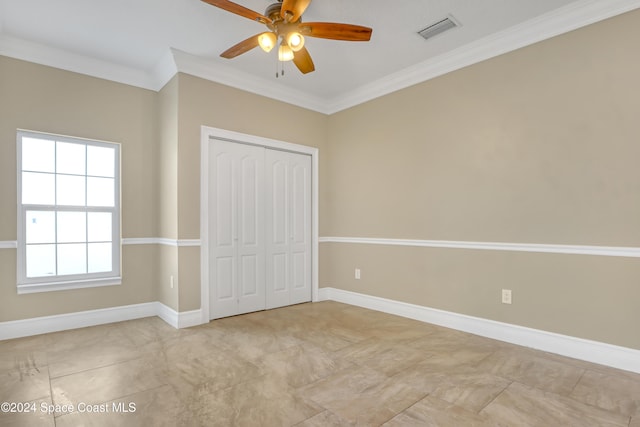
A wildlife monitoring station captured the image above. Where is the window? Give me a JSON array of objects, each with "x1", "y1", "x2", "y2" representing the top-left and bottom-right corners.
[{"x1": 17, "y1": 130, "x2": 121, "y2": 294}]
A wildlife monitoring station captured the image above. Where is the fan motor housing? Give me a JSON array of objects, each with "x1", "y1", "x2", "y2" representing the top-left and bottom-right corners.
[{"x1": 265, "y1": 3, "x2": 283, "y2": 21}]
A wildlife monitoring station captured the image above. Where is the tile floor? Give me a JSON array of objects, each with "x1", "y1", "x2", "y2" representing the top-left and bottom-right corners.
[{"x1": 1, "y1": 301, "x2": 639, "y2": 426}]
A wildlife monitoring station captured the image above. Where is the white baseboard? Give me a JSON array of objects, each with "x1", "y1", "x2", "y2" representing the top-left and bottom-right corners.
[
  {"x1": 156, "y1": 303, "x2": 203, "y2": 329},
  {"x1": 0, "y1": 302, "x2": 157, "y2": 341},
  {"x1": 0, "y1": 302, "x2": 204, "y2": 340},
  {"x1": 155, "y1": 302, "x2": 179, "y2": 328},
  {"x1": 318, "y1": 287, "x2": 331, "y2": 301},
  {"x1": 319, "y1": 287, "x2": 640, "y2": 374}
]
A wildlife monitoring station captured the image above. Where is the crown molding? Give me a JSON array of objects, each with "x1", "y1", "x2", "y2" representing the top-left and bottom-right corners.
[
  {"x1": 324, "y1": 0, "x2": 640, "y2": 113},
  {"x1": 169, "y1": 48, "x2": 329, "y2": 113},
  {"x1": 152, "y1": 48, "x2": 179, "y2": 91},
  {"x1": 1, "y1": 0, "x2": 638, "y2": 112},
  {"x1": 0, "y1": 34, "x2": 160, "y2": 91}
]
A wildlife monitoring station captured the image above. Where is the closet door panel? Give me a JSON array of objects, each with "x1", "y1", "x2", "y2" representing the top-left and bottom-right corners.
[
  {"x1": 216, "y1": 257, "x2": 234, "y2": 299},
  {"x1": 237, "y1": 151, "x2": 265, "y2": 314},
  {"x1": 210, "y1": 140, "x2": 265, "y2": 319},
  {"x1": 266, "y1": 154, "x2": 290, "y2": 309},
  {"x1": 210, "y1": 146, "x2": 238, "y2": 318},
  {"x1": 290, "y1": 154, "x2": 312, "y2": 304},
  {"x1": 266, "y1": 150, "x2": 312, "y2": 308},
  {"x1": 273, "y1": 253, "x2": 288, "y2": 292}
]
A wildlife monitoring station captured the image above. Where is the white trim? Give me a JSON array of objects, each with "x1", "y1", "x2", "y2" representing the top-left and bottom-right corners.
[
  {"x1": 319, "y1": 236, "x2": 640, "y2": 258},
  {"x1": 0, "y1": 241, "x2": 17, "y2": 249},
  {"x1": 0, "y1": 302, "x2": 205, "y2": 341},
  {"x1": 17, "y1": 277, "x2": 121, "y2": 295},
  {"x1": 200, "y1": 130, "x2": 210, "y2": 324},
  {"x1": 0, "y1": 302, "x2": 157, "y2": 341},
  {"x1": 2, "y1": 0, "x2": 638, "y2": 113},
  {"x1": 2, "y1": 239, "x2": 201, "y2": 249},
  {"x1": 155, "y1": 303, "x2": 203, "y2": 329},
  {"x1": 320, "y1": 287, "x2": 640, "y2": 374},
  {"x1": 311, "y1": 149, "x2": 320, "y2": 303},
  {"x1": 170, "y1": 49, "x2": 328, "y2": 114},
  {"x1": 177, "y1": 239, "x2": 201, "y2": 247},
  {"x1": 0, "y1": 34, "x2": 161, "y2": 91},
  {"x1": 157, "y1": 238, "x2": 179, "y2": 247},
  {"x1": 122, "y1": 238, "x2": 160, "y2": 245},
  {"x1": 121, "y1": 238, "x2": 201, "y2": 247},
  {"x1": 122, "y1": 234, "x2": 640, "y2": 263},
  {"x1": 200, "y1": 126, "x2": 320, "y2": 322},
  {"x1": 154, "y1": 302, "x2": 179, "y2": 328}
]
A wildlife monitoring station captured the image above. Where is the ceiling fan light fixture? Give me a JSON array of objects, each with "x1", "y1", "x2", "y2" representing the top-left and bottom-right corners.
[
  {"x1": 278, "y1": 44, "x2": 294, "y2": 61},
  {"x1": 258, "y1": 32, "x2": 277, "y2": 52},
  {"x1": 286, "y1": 32, "x2": 305, "y2": 52},
  {"x1": 202, "y1": 0, "x2": 373, "y2": 74}
]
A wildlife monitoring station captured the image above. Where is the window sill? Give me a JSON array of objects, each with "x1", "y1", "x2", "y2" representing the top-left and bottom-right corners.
[{"x1": 17, "y1": 277, "x2": 122, "y2": 295}]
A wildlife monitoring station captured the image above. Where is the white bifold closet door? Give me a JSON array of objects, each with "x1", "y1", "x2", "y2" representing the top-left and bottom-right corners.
[
  {"x1": 209, "y1": 139, "x2": 311, "y2": 319},
  {"x1": 265, "y1": 149, "x2": 312, "y2": 309},
  {"x1": 210, "y1": 140, "x2": 266, "y2": 319}
]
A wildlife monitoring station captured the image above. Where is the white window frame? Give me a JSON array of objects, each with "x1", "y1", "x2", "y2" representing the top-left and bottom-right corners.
[{"x1": 16, "y1": 130, "x2": 121, "y2": 294}]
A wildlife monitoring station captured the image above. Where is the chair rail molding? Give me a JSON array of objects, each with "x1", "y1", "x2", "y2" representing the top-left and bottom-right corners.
[
  {"x1": 0, "y1": 240, "x2": 17, "y2": 249},
  {"x1": 319, "y1": 236, "x2": 640, "y2": 258}
]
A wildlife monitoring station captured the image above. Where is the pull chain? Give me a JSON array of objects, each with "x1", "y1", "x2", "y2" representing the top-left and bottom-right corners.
[{"x1": 276, "y1": 60, "x2": 285, "y2": 78}]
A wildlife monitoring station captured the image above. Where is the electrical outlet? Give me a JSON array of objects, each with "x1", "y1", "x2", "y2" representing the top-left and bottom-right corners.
[
  {"x1": 501, "y1": 289, "x2": 512, "y2": 304},
  {"x1": 170, "y1": 275, "x2": 174, "y2": 289},
  {"x1": 355, "y1": 268, "x2": 361, "y2": 280}
]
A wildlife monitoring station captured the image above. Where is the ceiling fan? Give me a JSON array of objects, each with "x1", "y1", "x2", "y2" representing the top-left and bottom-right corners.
[{"x1": 201, "y1": 0, "x2": 373, "y2": 74}]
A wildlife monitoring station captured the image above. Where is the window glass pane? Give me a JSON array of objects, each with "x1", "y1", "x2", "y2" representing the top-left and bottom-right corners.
[
  {"x1": 88, "y1": 243, "x2": 112, "y2": 273},
  {"x1": 87, "y1": 177, "x2": 114, "y2": 207},
  {"x1": 22, "y1": 137, "x2": 55, "y2": 173},
  {"x1": 57, "y1": 212, "x2": 86, "y2": 243},
  {"x1": 26, "y1": 211, "x2": 56, "y2": 244},
  {"x1": 56, "y1": 142, "x2": 86, "y2": 175},
  {"x1": 57, "y1": 175, "x2": 86, "y2": 206},
  {"x1": 22, "y1": 172, "x2": 55, "y2": 205},
  {"x1": 57, "y1": 243, "x2": 87, "y2": 276},
  {"x1": 88, "y1": 212, "x2": 112, "y2": 242},
  {"x1": 19, "y1": 132, "x2": 120, "y2": 287},
  {"x1": 26, "y1": 244, "x2": 56, "y2": 277},
  {"x1": 87, "y1": 145, "x2": 115, "y2": 177}
]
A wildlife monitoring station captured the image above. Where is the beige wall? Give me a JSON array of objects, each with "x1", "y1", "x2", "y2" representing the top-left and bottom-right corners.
[
  {"x1": 324, "y1": 10, "x2": 640, "y2": 349},
  {"x1": 0, "y1": 57, "x2": 159, "y2": 321},
  {"x1": 156, "y1": 76, "x2": 180, "y2": 309}
]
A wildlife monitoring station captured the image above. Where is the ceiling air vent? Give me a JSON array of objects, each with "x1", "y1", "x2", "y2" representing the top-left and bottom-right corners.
[{"x1": 418, "y1": 15, "x2": 460, "y2": 41}]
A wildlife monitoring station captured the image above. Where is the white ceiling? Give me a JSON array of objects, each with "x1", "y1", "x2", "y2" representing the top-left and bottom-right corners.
[{"x1": 1, "y1": 0, "x2": 638, "y2": 113}]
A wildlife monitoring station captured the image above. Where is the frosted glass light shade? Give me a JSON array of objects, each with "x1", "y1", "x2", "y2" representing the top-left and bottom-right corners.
[
  {"x1": 286, "y1": 32, "x2": 304, "y2": 51},
  {"x1": 258, "y1": 32, "x2": 277, "y2": 52},
  {"x1": 278, "y1": 44, "x2": 294, "y2": 61}
]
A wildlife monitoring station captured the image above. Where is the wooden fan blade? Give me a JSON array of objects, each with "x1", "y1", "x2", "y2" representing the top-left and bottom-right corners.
[
  {"x1": 299, "y1": 22, "x2": 372, "y2": 41},
  {"x1": 292, "y1": 46, "x2": 315, "y2": 74},
  {"x1": 220, "y1": 33, "x2": 261, "y2": 58},
  {"x1": 201, "y1": 0, "x2": 271, "y2": 24},
  {"x1": 281, "y1": 0, "x2": 311, "y2": 22}
]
